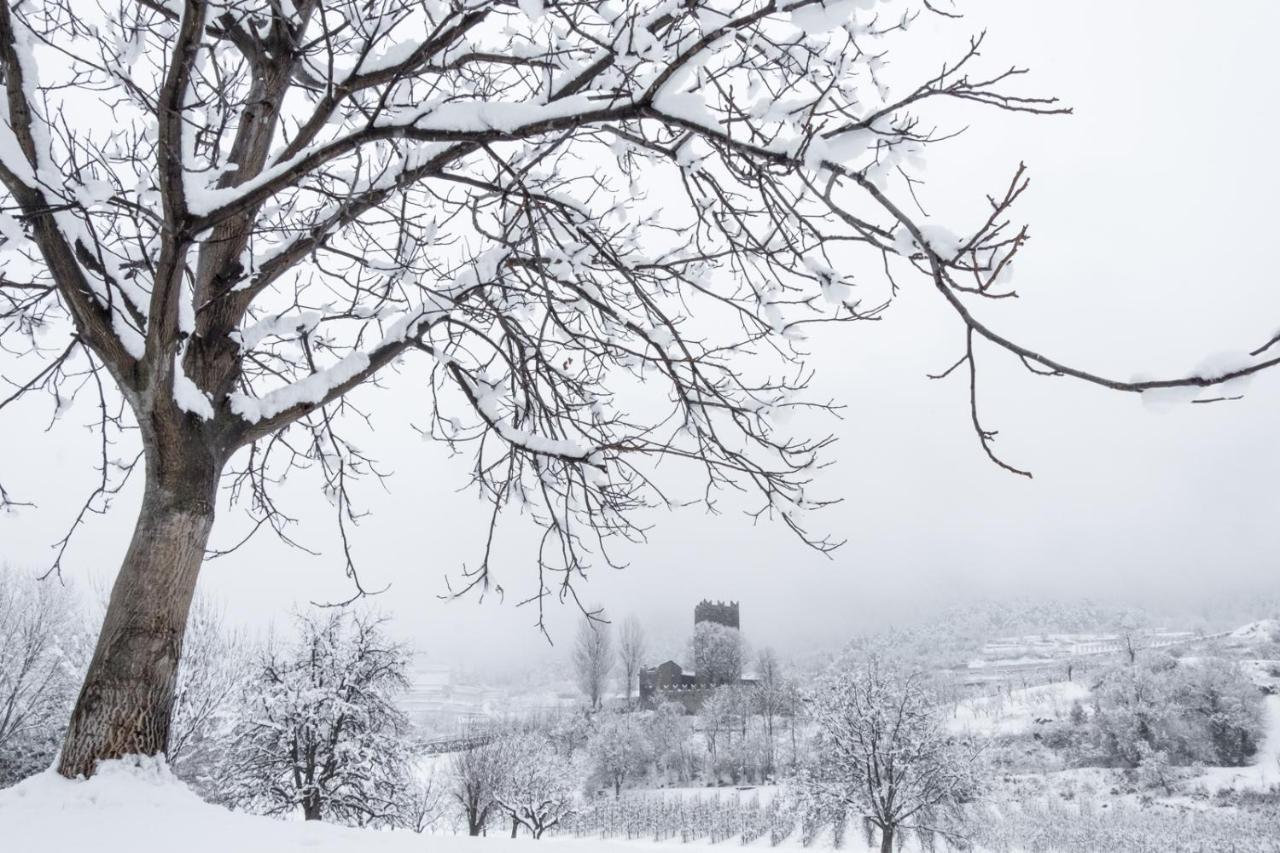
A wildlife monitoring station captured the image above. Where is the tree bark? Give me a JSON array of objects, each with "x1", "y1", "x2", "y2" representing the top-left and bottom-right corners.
[
  {"x1": 302, "y1": 793, "x2": 322, "y2": 821},
  {"x1": 880, "y1": 826, "x2": 895, "y2": 853},
  {"x1": 56, "y1": 449, "x2": 219, "y2": 779}
]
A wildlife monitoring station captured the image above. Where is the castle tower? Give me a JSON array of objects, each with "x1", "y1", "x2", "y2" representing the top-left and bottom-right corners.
[{"x1": 694, "y1": 599, "x2": 739, "y2": 630}]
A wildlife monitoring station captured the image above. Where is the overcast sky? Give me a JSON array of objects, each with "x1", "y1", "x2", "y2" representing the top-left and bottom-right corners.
[{"x1": 3, "y1": 1, "x2": 1279, "y2": 676}]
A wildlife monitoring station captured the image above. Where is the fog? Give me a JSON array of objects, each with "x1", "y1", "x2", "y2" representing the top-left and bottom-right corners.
[{"x1": 3, "y1": 1, "x2": 1279, "y2": 676}]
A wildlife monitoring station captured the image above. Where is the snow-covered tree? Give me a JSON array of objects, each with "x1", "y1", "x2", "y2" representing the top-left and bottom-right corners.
[
  {"x1": 219, "y1": 609, "x2": 411, "y2": 824},
  {"x1": 753, "y1": 647, "x2": 788, "y2": 777},
  {"x1": 573, "y1": 615, "x2": 613, "y2": 710},
  {"x1": 495, "y1": 732, "x2": 578, "y2": 838},
  {"x1": 0, "y1": 568, "x2": 85, "y2": 786},
  {"x1": 617, "y1": 615, "x2": 647, "y2": 708},
  {"x1": 0, "y1": 0, "x2": 1268, "y2": 779},
  {"x1": 800, "y1": 652, "x2": 981, "y2": 853},
  {"x1": 692, "y1": 621, "x2": 743, "y2": 686},
  {"x1": 588, "y1": 712, "x2": 651, "y2": 797},
  {"x1": 545, "y1": 707, "x2": 594, "y2": 760},
  {"x1": 698, "y1": 685, "x2": 736, "y2": 770},
  {"x1": 448, "y1": 732, "x2": 508, "y2": 836},
  {"x1": 645, "y1": 701, "x2": 695, "y2": 784},
  {"x1": 1175, "y1": 660, "x2": 1263, "y2": 767}
]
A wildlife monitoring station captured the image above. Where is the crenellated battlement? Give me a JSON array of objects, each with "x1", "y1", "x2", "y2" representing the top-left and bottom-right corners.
[{"x1": 694, "y1": 599, "x2": 740, "y2": 630}]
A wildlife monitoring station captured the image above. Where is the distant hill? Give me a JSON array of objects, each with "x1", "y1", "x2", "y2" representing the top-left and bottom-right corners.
[{"x1": 847, "y1": 598, "x2": 1157, "y2": 667}]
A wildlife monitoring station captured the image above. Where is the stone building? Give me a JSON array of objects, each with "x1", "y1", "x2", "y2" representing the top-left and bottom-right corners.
[
  {"x1": 638, "y1": 600, "x2": 755, "y2": 712},
  {"x1": 693, "y1": 599, "x2": 739, "y2": 630}
]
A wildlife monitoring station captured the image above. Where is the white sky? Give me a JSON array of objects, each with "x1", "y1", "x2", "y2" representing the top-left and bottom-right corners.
[{"x1": 3, "y1": 1, "x2": 1280, "y2": 675}]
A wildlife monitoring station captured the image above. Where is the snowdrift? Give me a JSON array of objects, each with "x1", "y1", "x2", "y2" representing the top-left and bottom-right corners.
[{"x1": 0, "y1": 758, "x2": 694, "y2": 853}]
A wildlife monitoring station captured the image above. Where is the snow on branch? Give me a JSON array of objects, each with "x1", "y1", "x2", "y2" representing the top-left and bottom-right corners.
[{"x1": 1, "y1": 0, "x2": 1275, "y2": 604}]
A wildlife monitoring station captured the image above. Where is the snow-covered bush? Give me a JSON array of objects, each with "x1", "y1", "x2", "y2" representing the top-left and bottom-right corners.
[
  {"x1": 216, "y1": 609, "x2": 411, "y2": 825},
  {"x1": 1088, "y1": 656, "x2": 1263, "y2": 773}
]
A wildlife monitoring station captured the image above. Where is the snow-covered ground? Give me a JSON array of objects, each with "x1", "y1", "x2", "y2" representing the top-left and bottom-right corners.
[
  {"x1": 0, "y1": 760, "x2": 714, "y2": 853},
  {"x1": 0, "y1": 761, "x2": 896, "y2": 853}
]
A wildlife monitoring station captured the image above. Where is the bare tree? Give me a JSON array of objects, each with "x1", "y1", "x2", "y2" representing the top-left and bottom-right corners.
[
  {"x1": 754, "y1": 647, "x2": 787, "y2": 777},
  {"x1": 617, "y1": 615, "x2": 647, "y2": 707},
  {"x1": 573, "y1": 615, "x2": 613, "y2": 710},
  {"x1": 800, "y1": 652, "x2": 982, "y2": 853},
  {"x1": 399, "y1": 771, "x2": 447, "y2": 835},
  {"x1": 698, "y1": 685, "x2": 734, "y2": 771},
  {"x1": 448, "y1": 732, "x2": 508, "y2": 837},
  {"x1": 0, "y1": 0, "x2": 1271, "y2": 779}
]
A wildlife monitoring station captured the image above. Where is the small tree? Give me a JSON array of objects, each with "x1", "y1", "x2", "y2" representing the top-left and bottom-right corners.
[
  {"x1": 495, "y1": 732, "x2": 578, "y2": 838},
  {"x1": 219, "y1": 610, "x2": 410, "y2": 824},
  {"x1": 399, "y1": 770, "x2": 447, "y2": 834},
  {"x1": 546, "y1": 707, "x2": 594, "y2": 760},
  {"x1": 698, "y1": 686, "x2": 737, "y2": 773},
  {"x1": 646, "y1": 701, "x2": 695, "y2": 784},
  {"x1": 801, "y1": 653, "x2": 981, "y2": 853},
  {"x1": 589, "y1": 712, "x2": 651, "y2": 797},
  {"x1": 754, "y1": 647, "x2": 787, "y2": 777},
  {"x1": 449, "y1": 734, "x2": 508, "y2": 837},
  {"x1": 617, "y1": 616, "x2": 647, "y2": 708},
  {"x1": 573, "y1": 616, "x2": 614, "y2": 710}
]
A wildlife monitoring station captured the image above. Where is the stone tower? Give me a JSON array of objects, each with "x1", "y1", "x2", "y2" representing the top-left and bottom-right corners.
[{"x1": 694, "y1": 599, "x2": 740, "y2": 630}]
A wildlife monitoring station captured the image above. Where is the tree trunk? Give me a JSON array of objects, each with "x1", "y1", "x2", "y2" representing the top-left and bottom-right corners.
[
  {"x1": 302, "y1": 793, "x2": 323, "y2": 821},
  {"x1": 511, "y1": 817, "x2": 519, "y2": 838},
  {"x1": 880, "y1": 826, "x2": 895, "y2": 853},
  {"x1": 56, "y1": 450, "x2": 219, "y2": 779}
]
